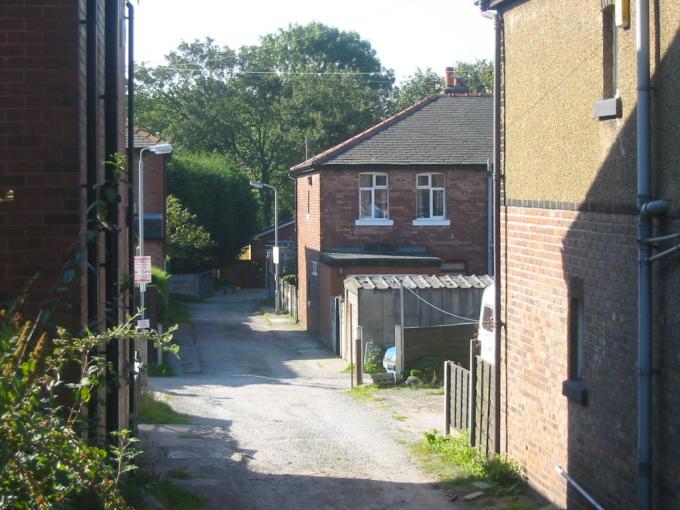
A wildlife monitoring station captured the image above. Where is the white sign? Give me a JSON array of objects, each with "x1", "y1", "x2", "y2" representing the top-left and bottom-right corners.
[
  {"x1": 136, "y1": 319, "x2": 150, "y2": 330},
  {"x1": 134, "y1": 256, "x2": 152, "y2": 284},
  {"x1": 272, "y1": 246, "x2": 280, "y2": 265}
]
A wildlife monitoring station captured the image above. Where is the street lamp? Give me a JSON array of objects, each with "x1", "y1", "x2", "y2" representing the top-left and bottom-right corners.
[
  {"x1": 138, "y1": 143, "x2": 173, "y2": 320},
  {"x1": 250, "y1": 180, "x2": 279, "y2": 313}
]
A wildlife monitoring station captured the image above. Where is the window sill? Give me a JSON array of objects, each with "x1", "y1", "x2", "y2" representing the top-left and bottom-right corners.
[
  {"x1": 594, "y1": 97, "x2": 622, "y2": 120},
  {"x1": 562, "y1": 379, "x2": 588, "y2": 406},
  {"x1": 412, "y1": 218, "x2": 450, "y2": 226},
  {"x1": 355, "y1": 219, "x2": 393, "y2": 226}
]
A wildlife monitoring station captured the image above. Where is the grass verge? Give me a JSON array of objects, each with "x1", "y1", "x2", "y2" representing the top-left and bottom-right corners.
[
  {"x1": 138, "y1": 391, "x2": 191, "y2": 425},
  {"x1": 412, "y1": 430, "x2": 524, "y2": 497}
]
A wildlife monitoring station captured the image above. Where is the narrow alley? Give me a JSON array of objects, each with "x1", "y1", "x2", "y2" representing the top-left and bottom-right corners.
[{"x1": 141, "y1": 290, "x2": 460, "y2": 510}]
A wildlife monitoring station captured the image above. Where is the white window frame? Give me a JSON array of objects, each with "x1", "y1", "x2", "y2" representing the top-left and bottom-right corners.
[
  {"x1": 356, "y1": 172, "x2": 393, "y2": 226},
  {"x1": 413, "y1": 173, "x2": 450, "y2": 226}
]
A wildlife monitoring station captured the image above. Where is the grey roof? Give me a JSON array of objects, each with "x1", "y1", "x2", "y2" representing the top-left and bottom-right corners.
[
  {"x1": 127, "y1": 129, "x2": 165, "y2": 149},
  {"x1": 291, "y1": 95, "x2": 493, "y2": 172},
  {"x1": 346, "y1": 274, "x2": 493, "y2": 291}
]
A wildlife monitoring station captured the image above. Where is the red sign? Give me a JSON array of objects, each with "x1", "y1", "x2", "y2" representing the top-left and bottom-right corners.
[{"x1": 134, "y1": 256, "x2": 152, "y2": 284}]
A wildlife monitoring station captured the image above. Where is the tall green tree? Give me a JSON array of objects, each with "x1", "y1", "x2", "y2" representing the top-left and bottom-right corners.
[{"x1": 136, "y1": 24, "x2": 395, "y2": 224}]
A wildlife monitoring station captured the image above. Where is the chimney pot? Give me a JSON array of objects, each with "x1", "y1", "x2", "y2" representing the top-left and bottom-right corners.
[{"x1": 445, "y1": 67, "x2": 455, "y2": 87}]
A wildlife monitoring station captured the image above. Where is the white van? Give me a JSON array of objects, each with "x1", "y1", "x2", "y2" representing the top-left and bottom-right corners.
[{"x1": 478, "y1": 282, "x2": 496, "y2": 365}]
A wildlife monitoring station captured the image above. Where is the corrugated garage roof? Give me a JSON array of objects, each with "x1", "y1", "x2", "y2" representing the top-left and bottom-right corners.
[{"x1": 346, "y1": 274, "x2": 493, "y2": 290}]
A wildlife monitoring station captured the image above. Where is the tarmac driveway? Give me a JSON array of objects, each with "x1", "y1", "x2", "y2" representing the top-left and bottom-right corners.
[{"x1": 141, "y1": 289, "x2": 461, "y2": 510}]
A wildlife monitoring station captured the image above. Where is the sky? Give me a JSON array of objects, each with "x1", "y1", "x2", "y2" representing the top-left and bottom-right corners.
[{"x1": 133, "y1": 0, "x2": 494, "y2": 83}]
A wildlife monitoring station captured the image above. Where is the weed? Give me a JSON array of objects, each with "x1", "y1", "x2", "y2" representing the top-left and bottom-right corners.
[
  {"x1": 393, "y1": 415, "x2": 407, "y2": 421},
  {"x1": 342, "y1": 362, "x2": 355, "y2": 373},
  {"x1": 138, "y1": 392, "x2": 191, "y2": 425},
  {"x1": 428, "y1": 389, "x2": 445, "y2": 395},
  {"x1": 147, "y1": 359, "x2": 176, "y2": 377},
  {"x1": 415, "y1": 430, "x2": 523, "y2": 496},
  {"x1": 345, "y1": 384, "x2": 382, "y2": 402}
]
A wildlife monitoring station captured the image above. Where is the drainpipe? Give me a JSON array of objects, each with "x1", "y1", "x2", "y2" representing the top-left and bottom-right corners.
[
  {"x1": 492, "y1": 11, "x2": 503, "y2": 456},
  {"x1": 636, "y1": 0, "x2": 652, "y2": 507},
  {"x1": 126, "y1": 1, "x2": 135, "y2": 315},
  {"x1": 487, "y1": 159, "x2": 493, "y2": 275},
  {"x1": 104, "y1": 0, "x2": 121, "y2": 436}
]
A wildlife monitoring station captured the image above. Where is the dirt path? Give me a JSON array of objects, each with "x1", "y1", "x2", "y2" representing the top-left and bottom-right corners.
[{"x1": 141, "y1": 289, "x2": 462, "y2": 510}]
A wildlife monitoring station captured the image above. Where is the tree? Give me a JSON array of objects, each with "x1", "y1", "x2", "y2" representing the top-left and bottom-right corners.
[
  {"x1": 388, "y1": 68, "x2": 443, "y2": 114},
  {"x1": 136, "y1": 24, "x2": 395, "y2": 224},
  {"x1": 166, "y1": 194, "x2": 215, "y2": 273},
  {"x1": 453, "y1": 59, "x2": 493, "y2": 94},
  {"x1": 166, "y1": 153, "x2": 258, "y2": 268}
]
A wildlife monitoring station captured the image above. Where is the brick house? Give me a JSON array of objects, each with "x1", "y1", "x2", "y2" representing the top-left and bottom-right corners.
[
  {"x1": 0, "y1": 0, "x2": 131, "y2": 437},
  {"x1": 481, "y1": 0, "x2": 680, "y2": 508},
  {"x1": 132, "y1": 129, "x2": 170, "y2": 268},
  {"x1": 292, "y1": 88, "x2": 493, "y2": 351}
]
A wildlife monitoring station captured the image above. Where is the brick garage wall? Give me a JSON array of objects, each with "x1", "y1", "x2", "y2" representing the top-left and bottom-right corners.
[
  {"x1": 319, "y1": 166, "x2": 488, "y2": 274},
  {"x1": 0, "y1": 1, "x2": 85, "y2": 326},
  {"x1": 296, "y1": 171, "x2": 321, "y2": 331},
  {"x1": 500, "y1": 205, "x2": 680, "y2": 509}
]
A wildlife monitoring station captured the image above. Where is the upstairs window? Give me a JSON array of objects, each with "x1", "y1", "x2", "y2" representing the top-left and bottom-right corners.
[
  {"x1": 359, "y1": 173, "x2": 389, "y2": 220},
  {"x1": 416, "y1": 173, "x2": 445, "y2": 219}
]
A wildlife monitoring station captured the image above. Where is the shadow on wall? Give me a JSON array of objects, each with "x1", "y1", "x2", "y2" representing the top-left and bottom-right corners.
[{"x1": 558, "y1": 22, "x2": 680, "y2": 510}]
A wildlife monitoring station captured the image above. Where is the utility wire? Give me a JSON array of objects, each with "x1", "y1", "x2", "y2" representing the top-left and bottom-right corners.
[{"x1": 403, "y1": 285, "x2": 478, "y2": 323}]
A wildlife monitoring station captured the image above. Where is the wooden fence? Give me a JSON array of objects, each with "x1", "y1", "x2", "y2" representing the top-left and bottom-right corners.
[
  {"x1": 444, "y1": 341, "x2": 495, "y2": 456},
  {"x1": 278, "y1": 280, "x2": 298, "y2": 321}
]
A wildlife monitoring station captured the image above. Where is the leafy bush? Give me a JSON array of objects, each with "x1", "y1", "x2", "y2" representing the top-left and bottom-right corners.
[
  {"x1": 280, "y1": 274, "x2": 297, "y2": 285},
  {"x1": 409, "y1": 356, "x2": 446, "y2": 385},
  {"x1": 0, "y1": 306, "x2": 177, "y2": 509},
  {"x1": 167, "y1": 153, "x2": 258, "y2": 267},
  {"x1": 166, "y1": 194, "x2": 215, "y2": 273},
  {"x1": 363, "y1": 344, "x2": 385, "y2": 374}
]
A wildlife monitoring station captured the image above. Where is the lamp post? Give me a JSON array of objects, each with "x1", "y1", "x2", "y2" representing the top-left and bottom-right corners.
[
  {"x1": 138, "y1": 143, "x2": 172, "y2": 319},
  {"x1": 250, "y1": 180, "x2": 279, "y2": 313}
]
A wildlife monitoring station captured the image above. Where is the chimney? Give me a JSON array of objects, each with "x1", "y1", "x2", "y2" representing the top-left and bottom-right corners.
[{"x1": 443, "y1": 67, "x2": 469, "y2": 95}]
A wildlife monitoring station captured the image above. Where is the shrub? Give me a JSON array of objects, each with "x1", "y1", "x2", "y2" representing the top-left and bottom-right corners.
[
  {"x1": 152, "y1": 266, "x2": 170, "y2": 325},
  {"x1": 0, "y1": 306, "x2": 177, "y2": 509},
  {"x1": 363, "y1": 344, "x2": 386, "y2": 374}
]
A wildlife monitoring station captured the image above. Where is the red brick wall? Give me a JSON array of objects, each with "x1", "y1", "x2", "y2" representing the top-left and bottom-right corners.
[
  {"x1": 0, "y1": 1, "x2": 84, "y2": 325},
  {"x1": 319, "y1": 166, "x2": 488, "y2": 274},
  {"x1": 133, "y1": 150, "x2": 166, "y2": 215},
  {"x1": 296, "y1": 172, "x2": 321, "y2": 330},
  {"x1": 500, "y1": 205, "x2": 680, "y2": 509}
]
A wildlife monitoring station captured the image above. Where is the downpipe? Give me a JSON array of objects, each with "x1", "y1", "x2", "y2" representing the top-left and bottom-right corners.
[{"x1": 636, "y1": 0, "x2": 652, "y2": 508}]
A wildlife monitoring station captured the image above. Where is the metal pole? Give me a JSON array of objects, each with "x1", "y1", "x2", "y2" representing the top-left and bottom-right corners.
[
  {"x1": 636, "y1": 0, "x2": 652, "y2": 508},
  {"x1": 138, "y1": 148, "x2": 147, "y2": 319},
  {"x1": 274, "y1": 185, "x2": 279, "y2": 314}
]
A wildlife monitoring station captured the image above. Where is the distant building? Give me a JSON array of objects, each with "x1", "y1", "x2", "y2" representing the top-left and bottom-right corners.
[{"x1": 292, "y1": 87, "x2": 493, "y2": 351}]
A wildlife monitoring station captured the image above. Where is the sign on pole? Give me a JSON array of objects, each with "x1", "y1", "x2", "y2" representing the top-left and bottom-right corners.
[
  {"x1": 272, "y1": 246, "x2": 280, "y2": 265},
  {"x1": 136, "y1": 318, "x2": 150, "y2": 330},
  {"x1": 134, "y1": 256, "x2": 152, "y2": 284}
]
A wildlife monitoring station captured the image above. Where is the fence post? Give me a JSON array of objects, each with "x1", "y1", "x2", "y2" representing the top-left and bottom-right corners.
[
  {"x1": 444, "y1": 361, "x2": 451, "y2": 435},
  {"x1": 355, "y1": 338, "x2": 363, "y2": 386},
  {"x1": 469, "y1": 340, "x2": 479, "y2": 447}
]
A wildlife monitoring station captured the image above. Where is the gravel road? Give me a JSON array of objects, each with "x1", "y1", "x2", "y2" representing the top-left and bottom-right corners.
[{"x1": 141, "y1": 289, "x2": 463, "y2": 510}]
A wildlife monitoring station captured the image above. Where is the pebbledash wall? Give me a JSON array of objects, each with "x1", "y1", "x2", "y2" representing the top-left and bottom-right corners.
[
  {"x1": 490, "y1": 0, "x2": 680, "y2": 508},
  {"x1": 296, "y1": 165, "x2": 488, "y2": 338}
]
